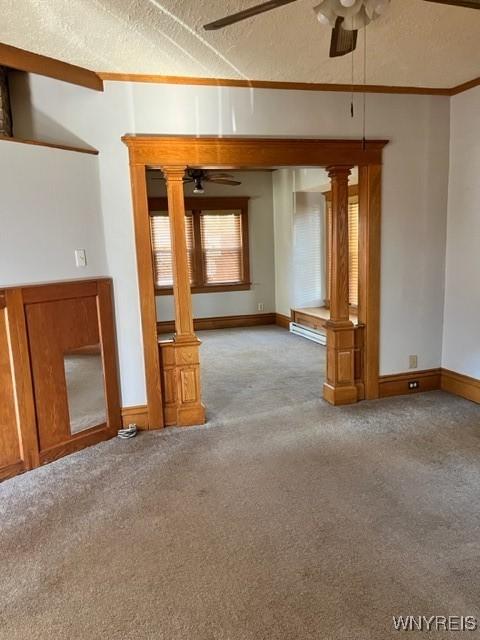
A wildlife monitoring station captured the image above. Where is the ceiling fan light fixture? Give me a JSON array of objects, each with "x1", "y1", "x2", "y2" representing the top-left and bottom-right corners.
[
  {"x1": 365, "y1": 0, "x2": 390, "y2": 19},
  {"x1": 193, "y1": 177, "x2": 205, "y2": 194},
  {"x1": 341, "y1": 5, "x2": 371, "y2": 29},
  {"x1": 313, "y1": 1, "x2": 337, "y2": 26}
]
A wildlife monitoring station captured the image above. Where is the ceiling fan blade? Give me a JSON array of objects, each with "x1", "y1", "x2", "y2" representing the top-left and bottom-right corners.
[
  {"x1": 205, "y1": 172, "x2": 235, "y2": 179},
  {"x1": 423, "y1": 0, "x2": 480, "y2": 8},
  {"x1": 204, "y1": 0, "x2": 299, "y2": 31},
  {"x1": 329, "y1": 17, "x2": 357, "y2": 58},
  {"x1": 208, "y1": 179, "x2": 242, "y2": 186}
]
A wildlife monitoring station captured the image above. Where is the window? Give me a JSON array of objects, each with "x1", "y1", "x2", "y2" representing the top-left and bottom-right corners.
[
  {"x1": 325, "y1": 186, "x2": 359, "y2": 309},
  {"x1": 149, "y1": 197, "x2": 250, "y2": 294}
]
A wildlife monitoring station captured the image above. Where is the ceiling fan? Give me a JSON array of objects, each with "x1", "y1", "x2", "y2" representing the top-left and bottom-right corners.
[
  {"x1": 204, "y1": 0, "x2": 480, "y2": 58},
  {"x1": 149, "y1": 169, "x2": 242, "y2": 194}
]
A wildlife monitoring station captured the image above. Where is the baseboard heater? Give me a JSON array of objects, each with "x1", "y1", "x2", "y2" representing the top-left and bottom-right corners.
[{"x1": 289, "y1": 322, "x2": 327, "y2": 346}]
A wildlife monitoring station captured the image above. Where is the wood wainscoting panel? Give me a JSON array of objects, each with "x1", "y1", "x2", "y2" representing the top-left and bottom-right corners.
[
  {"x1": 157, "y1": 313, "x2": 276, "y2": 334},
  {"x1": 379, "y1": 369, "x2": 441, "y2": 398},
  {"x1": 441, "y1": 369, "x2": 480, "y2": 404}
]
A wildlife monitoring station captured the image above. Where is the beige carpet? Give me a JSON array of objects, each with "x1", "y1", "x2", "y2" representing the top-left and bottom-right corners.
[{"x1": 1, "y1": 327, "x2": 480, "y2": 639}]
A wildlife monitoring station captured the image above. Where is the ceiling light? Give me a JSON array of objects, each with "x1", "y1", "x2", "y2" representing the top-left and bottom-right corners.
[
  {"x1": 313, "y1": 0, "x2": 390, "y2": 30},
  {"x1": 193, "y1": 177, "x2": 204, "y2": 194}
]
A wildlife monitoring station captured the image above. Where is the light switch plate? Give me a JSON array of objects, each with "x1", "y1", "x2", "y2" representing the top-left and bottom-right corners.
[
  {"x1": 75, "y1": 249, "x2": 87, "y2": 268},
  {"x1": 409, "y1": 355, "x2": 418, "y2": 369}
]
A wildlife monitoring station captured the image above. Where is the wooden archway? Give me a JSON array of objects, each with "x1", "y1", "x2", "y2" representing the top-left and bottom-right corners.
[{"x1": 123, "y1": 136, "x2": 387, "y2": 428}]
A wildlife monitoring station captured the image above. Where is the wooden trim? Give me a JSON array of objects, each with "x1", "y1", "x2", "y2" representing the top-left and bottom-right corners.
[
  {"x1": 149, "y1": 196, "x2": 250, "y2": 211},
  {"x1": 124, "y1": 136, "x2": 389, "y2": 167},
  {"x1": 39, "y1": 426, "x2": 114, "y2": 465},
  {"x1": 129, "y1": 164, "x2": 165, "y2": 428},
  {"x1": 157, "y1": 312, "x2": 276, "y2": 334},
  {"x1": 0, "y1": 135, "x2": 99, "y2": 155},
  {"x1": 449, "y1": 76, "x2": 480, "y2": 97},
  {"x1": 4, "y1": 288, "x2": 40, "y2": 470},
  {"x1": 156, "y1": 282, "x2": 251, "y2": 295},
  {"x1": 275, "y1": 313, "x2": 291, "y2": 330},
  {"x1": 358, "y1": 164, "x2": 381, "y2": 400},
  {"x1": 441, "y1": 369, "x2": 480, "y2": 404},
  {"x1": 379, "y1": 369, "x2": 441, "y2": 398},
  {"x1": 19, "y1": 278, "x2": 100, "y2": 304},
  {"x1": 99, "y1": 72, "x2": 450, "y2": 96},
  {"x1": 0, "y1": 460, "x2": 25, "y2": 482},
  {"x1": 121, "y1": 405, "x2": 149, "y2": 429},
  {"x1": 0, "y1": 42, "x2": 103, "y2": 91}
]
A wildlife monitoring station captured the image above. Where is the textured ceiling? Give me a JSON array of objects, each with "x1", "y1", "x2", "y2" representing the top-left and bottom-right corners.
[{"x1": 1, "y1": 0, "x2": 480, "y2": 87}]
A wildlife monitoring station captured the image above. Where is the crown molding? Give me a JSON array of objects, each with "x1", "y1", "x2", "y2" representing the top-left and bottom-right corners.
[
  {"x1": 449, "y1": 76, "x2": 480, "y2": 96},
  {"x1": 98, "y1": 72, "x2": 452, "y2": 96}
]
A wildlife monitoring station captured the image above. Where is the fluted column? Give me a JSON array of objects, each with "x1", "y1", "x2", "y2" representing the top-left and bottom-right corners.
[
  {"x1": 323, "y1": 165, "x2": 358, "y2": 406},
  {"x1": 162, "y1": 166, "x2": 205, "y2": 426}
]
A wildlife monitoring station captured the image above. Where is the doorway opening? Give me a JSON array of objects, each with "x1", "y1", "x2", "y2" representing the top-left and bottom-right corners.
[{"x1": 123, "y1": 136, "x2": 386, "y2": 429}]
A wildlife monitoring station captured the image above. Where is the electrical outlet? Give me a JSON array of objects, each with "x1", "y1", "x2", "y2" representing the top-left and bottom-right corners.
[
  {"x1": 257, "y1": 303, "x2": 264, "y2": 311},
  {"x1": 409, "y1": 355, "x2": 418, "y2": 369},
  {"x1": 75, "y1": 249, "x2": 87, "y2": 268},
  {"x1": 408, "y1": 380, "x2": 419, "y2": 390}
]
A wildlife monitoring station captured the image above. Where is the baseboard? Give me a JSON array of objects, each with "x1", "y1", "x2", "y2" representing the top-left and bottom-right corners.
[
  {"x1": 275, "y1": 313, "x2": 291, "y2": 329},
  {"x1": 441, "y1": 369, "x2": 480, "y2": 404},
  {"x1": 157, "y1": 313, "x2": 276, "y2": 333},
  {"x1": 121, "y1": 404, "x2": 149, "y2": 429},
  {"x1": 379, "y1": 368, "x2": 442, "y2": 398}
]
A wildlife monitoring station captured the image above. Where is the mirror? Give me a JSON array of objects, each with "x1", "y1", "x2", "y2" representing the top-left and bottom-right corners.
[{"x1": 63, "y1": 344, "x2": 107, "y2": 434}]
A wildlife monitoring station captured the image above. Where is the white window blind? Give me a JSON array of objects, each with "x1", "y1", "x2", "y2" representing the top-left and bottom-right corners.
[
  {"x1": 293, "y1": 192, "x2": 323, "y2": 308},
  {"x1": 150, "y1": 213, "x2": 194, "y2": 287},
  {"x1": 325, "y1": 193, "x2": 359, "y2": 308},
  {"x1": 348, "y1": 197, "x2": 359, "y2": 308},
  {"x1": 200, "y1": 211, "x2": 243, "y2": 284}
]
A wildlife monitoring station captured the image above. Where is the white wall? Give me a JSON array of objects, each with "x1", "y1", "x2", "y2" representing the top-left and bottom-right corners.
[
  {"x1": 0, "y1": 139, "x2": 107, "y2": 286},
  {"x1": 10, "y1": 74, "x2": 451, "y2": 405},
  {"x1": 442, "y1": 86, "x2": 480, "y2": 379},
  {"x1": 272, "y1": 169, "x2": 294, "y2": 318},
  {"x1": 149, "y1": 171, "x2": 276, "y2": 321}
]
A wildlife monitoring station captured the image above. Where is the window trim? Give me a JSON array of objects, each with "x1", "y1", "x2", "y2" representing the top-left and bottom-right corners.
[{"x1": 149, "y1": 196, "x2": 251, "y2": 295}]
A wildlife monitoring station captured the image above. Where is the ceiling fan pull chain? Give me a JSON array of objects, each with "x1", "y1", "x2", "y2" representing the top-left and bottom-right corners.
[
  {"x1": 350, "y1": 15, "x2": 355, "y2": 118},
  {"x1": 362, "y1": 23, "x2": 367, "y2": 150}
]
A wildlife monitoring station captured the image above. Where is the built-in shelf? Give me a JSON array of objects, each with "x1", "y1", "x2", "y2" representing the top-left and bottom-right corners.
[{"x1": 0, "y1": 135, "x2": 99, "y2": 155}]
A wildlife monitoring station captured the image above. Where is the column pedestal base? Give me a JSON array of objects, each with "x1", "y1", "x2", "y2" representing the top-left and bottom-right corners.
[
  {"x1": 323, "y1": 320, "x2": 358, "y2": 406},
  {"x1": 159, "y1": 337, "x2": 206, "y2": 427}
]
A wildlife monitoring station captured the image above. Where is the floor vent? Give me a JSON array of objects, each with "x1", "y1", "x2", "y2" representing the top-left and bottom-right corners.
[{"x1": 289, "y1": 322, "x2": 327, "y2": 346}]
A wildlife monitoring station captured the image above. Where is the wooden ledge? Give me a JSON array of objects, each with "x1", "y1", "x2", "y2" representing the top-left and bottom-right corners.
[
  {"x1": 0, "y1": 42, "x2": 103, "y2": 91},
  {"x1": 0, "y1": 135, "x2": 99, "y2": 155}
]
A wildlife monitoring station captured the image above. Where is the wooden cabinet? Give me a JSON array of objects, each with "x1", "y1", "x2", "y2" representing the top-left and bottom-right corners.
[{"x1": 0, "y1": 278, "x2": 121, "y2": 481}]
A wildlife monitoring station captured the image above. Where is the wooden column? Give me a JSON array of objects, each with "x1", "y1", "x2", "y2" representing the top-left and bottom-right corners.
[
  {"x1": 323, "y1": 165, "x2": 358, "y2": 406},
  {"x1": 162, "y1": 166, "x2": 205, "y2": 426}
]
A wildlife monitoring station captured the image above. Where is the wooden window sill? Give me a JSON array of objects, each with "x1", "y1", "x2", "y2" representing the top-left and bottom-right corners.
[{"x1": 155, "y1": 282, "x2": 252, "y2": 296}]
